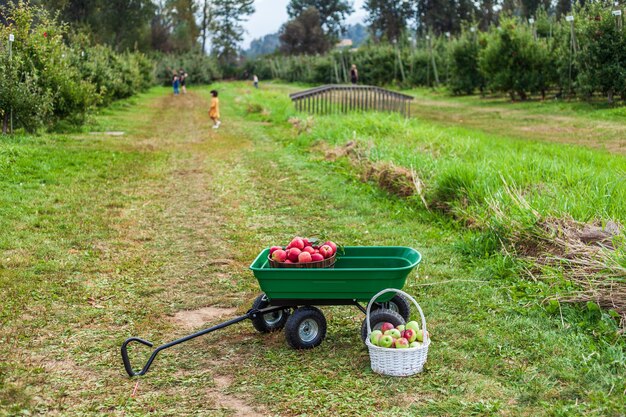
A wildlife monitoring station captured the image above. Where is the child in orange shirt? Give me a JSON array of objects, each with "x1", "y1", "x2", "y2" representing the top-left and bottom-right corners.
[{"x1": 209, "y1": 90, "x2": 221, "y2": 129}]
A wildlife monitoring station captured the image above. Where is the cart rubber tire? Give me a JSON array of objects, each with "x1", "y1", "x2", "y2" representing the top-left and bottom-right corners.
[
  {"x1": 250, "y1": 294, "x2": 289, "y2": 333},
  {"x1": 284, "y1": 306, "x2": 327, "y2": 349},
  {"x1": 360, "y1": 308, "x2": 405, "y2": 343},
  {"x1": 371, "y1": 295, "x2": 411, "y2": 321}
]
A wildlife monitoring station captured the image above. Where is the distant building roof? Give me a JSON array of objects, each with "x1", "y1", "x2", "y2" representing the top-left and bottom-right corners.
[{"x1": 336, "y1": 39, "x2": 353, "y2": 48}]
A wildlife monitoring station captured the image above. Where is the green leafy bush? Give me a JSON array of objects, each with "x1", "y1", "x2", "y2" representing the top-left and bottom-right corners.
[
  {"x1": 576, "y1": 3, "x2": 626, "y2": 102},
  {"x1": 0, "y1": 2, "x2": 154, "y2": 133},
  {"x1": 447, "y1": 30, "x2": 484, "y2": 95},
  {"x1": 479, "y1": 19, "x2": 554, "y2": 100},
  {"x1": 155, "y1": 52, "x2": 222, "y2": 86}
]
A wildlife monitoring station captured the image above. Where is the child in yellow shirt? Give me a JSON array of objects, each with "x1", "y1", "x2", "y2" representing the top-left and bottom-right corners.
[{"x1": 209, "y1": 90, "x2": 221, "y2": 129}]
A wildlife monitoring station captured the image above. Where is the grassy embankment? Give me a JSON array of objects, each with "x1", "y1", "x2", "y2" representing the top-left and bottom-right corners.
[{"x1": 0, "y1": 83, "x2": 624, "y2": 416}]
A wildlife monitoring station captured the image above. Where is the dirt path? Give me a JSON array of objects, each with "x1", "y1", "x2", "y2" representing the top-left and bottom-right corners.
[
  {"x1": 120, "y1": 91, "x2": 272, "y2": 416},
  {"x1": 0, "y1": 90, "x2": 272, "y2": 416}
]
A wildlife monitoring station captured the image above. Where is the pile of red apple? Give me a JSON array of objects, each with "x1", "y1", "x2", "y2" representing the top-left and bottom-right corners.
[
  {"x1": 269, "y1": 236, "x2": 338, "y2": 265},
  {"x1": 369, "y1": 321, "x2": 428, "y2": 349}
]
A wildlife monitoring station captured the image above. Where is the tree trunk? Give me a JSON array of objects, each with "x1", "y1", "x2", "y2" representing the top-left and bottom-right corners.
[
  {"x1": 509, "y1": 90, "x2": 516, "y2": 101},
  {"x1": 2, "y1": 111, "x2": 8, "y2": 134},
  {"x1": 518, "y1": 90, "x2": 528, "y2": 101},
  {"x1": 201, "y1": 0, "x2": 211, "y2": 54}
]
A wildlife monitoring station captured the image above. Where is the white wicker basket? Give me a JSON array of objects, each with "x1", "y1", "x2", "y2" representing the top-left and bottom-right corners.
[{"x1": 365, "y1": 288, "x2": 430, "y2": 377}]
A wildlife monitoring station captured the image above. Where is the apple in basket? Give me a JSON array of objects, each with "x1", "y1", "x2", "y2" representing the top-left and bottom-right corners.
[
  {"x1": 395, "y1": 338, "x2": 410, "y2": 349},
  {"x1": 298, "y1": 252, "x2": 312, "y2": 263},
  {"x1": 269, "y1": 246, "x2": 282, "y2": 255},
  {"x1": 311, "y1": 253, "x2": 324, "y2": 262},
  {"x1": 403, "y1": 328, "x2": 417, "y2": 343},
  {"x1": 287, "y1": 248, "x2": 301, "y2": 262},
  {"x1": 415, "y1": 329, "x2": 428, "y2": 342},
  {"x1": 303, "y1": 246, "x2": 315, "y2": 254},
  {"x1": 380, "y1": 322, "x2": 395, "y2": 333},
  {"x1": 378, "y1": 335, "x2": 393, "y2": 348},
  {"x1": 272, "y1": 249, "x2": 287, "y2": 262},
  {"x1": 405, "y1": 321, "x2": 420, "y2": 333},
  {"x1": 410, "y1": 341, "x2": 423, "y2": 348},
  {"x1": 370, "y1": 330, "x2": 383, "y2": 346},
  {"x1": 319, "y1": 245, "x2": 333, "y2": 259},
  {"x1": 323, "y1": 241, "x2": 337, "y2": 254},
  {"x1": 288, "y1": 237, "x2": 305, "y2": 250},
  {"x1": 396, "y1": 324, "x2": 405, "y2": 332},
  {"x1": 384, "y1": 328, "x2": 402, "y2": 339}
]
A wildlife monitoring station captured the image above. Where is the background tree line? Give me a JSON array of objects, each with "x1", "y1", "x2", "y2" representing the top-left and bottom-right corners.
[
  {"x1": 247, "y1": 0, "x2": 626, "y2": 102},
  {"x1": 272, "y1": 0, "x2": 577, "y2": 56},
  {"x1": 1, "y1": 0, "x2": 255, "y2": 64}
]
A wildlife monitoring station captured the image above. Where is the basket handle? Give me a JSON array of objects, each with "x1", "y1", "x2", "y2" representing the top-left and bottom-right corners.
[{"x1": 366, "y1": 288, "x2": 428, "y2": 344}]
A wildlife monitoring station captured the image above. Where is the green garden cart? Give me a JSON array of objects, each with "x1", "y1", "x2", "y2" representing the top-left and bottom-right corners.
[{"x1": 121, "y1": 246, "x2": 421, "y2": 377}]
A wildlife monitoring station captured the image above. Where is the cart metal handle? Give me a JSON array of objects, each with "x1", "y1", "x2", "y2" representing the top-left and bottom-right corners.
[
  {"x1": 121, "y1": 337, "x2": 156, "y2": 377},
  {"x1": 121, "y1": 306, "x2": 287, "y2": 377}
]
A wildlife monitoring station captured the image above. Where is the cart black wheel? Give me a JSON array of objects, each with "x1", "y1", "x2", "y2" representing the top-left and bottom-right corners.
[
  {"x1": 250, "y1": 294, "x2": 289, "y2": 333},
  {"x1": 371, "y1": 295, "x2": 411, "y2": 321},
  {"x1": 361, "y1": 308, "x2": 405, "y2": 343},
  {"x1": 284, "y1": 306, "x2": 327, "y2": 349}
]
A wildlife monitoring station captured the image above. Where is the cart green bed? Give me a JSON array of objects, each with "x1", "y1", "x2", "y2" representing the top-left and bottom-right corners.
[{"x1": 121, "y1": 246, "x2": 421, "y2": 377}]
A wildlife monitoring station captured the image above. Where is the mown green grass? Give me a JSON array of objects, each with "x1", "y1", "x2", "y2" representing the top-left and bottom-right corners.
[
  {"x1": 205, "y1": 82, "x2": 625, "y2": 415},
  {"x1": 1, "y1": 82, "x2": 624, "y2": 416}
]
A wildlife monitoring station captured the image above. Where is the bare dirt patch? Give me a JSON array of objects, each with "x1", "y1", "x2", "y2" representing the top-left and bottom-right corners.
[
  {"x1": 212, "y1": 375, "x2": 268, "y2": 417},
  {"x1": 173, "y1": 306, "x2": 238, "y2": 329}
]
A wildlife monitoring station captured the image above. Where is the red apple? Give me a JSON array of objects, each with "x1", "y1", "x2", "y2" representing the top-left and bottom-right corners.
[
  {"x1": 289, "y1": 237, "x2": 305, "y2": 250},
  {"x1": 395, "y1": 338, "x2": 410, "y2": 349},
  {"x1": 380, "y1": 322, "x2": 395, "y2": 333},
  {"x1": 269, "y1": 246, "x2": 282, "y2": 255},
  {"x1": 298, "y1": 252, "x2": 312, "y2": 263},
  {"x1": 303, "y1": 246, "x2": 315, "y2": 254},
  {"x1": 284, "y1": 259, "x2": 293, "y2": 264},
  {"x1": 272, "y1": 249, "x2": 287, "y2": 262},
  {"x1": 323, "y1": 241, "x2": 337, "y2": 254},
  {"x1": 311, "y1": 253, "x2": 324, "y2": 262},
  {"x1": 319, "y1": 245, "x2": 333, "y2": 259},
  {"x1": 403, "y1": 328, "x2": 417, "y2": 343},
  {"x1": 287, "y1": 248, "x2": 301, "y2": 262},
  {"x1": 302, "y1": 238, "x2": 311, "y2": 247}
]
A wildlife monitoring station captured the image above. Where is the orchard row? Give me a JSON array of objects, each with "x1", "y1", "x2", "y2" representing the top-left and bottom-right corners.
[
  {"x1": 248, "y1": 3, "x2": 626, "y2": 103},
  {"x1": 0, "y1": 4, "x2": 153, "y2": 133}
]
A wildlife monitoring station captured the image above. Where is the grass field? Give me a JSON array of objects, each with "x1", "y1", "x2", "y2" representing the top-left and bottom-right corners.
[{"x1": 1, "y1": 83, "x2": 624, "y2": 416}]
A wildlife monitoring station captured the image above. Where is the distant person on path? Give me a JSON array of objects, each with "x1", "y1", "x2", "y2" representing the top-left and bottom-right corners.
[
  {"x1": 253, "y1": 74, "x2": 259, "y2": 89},
  {"x1": 173, "y1": 75, "x2": 180, "y2": 95},
  {"x1": 209, "y1": 90, "x2": 221, "y2": 129},
  {"x1": 181, "y1": 73, "x2": 188, "y2": 94},
  {"x1": 350, "y1": 64, "x2": 358, "y2": 85}
]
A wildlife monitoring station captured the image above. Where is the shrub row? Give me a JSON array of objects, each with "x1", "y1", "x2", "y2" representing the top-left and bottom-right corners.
[
  {"x1": 247, "y1": 3, "x2": 626, "y2": 103},
  {"x1": 0, "y1": 3, "x2": 154, "y2": 133},
  {"x1": 154, "y1": 51, "x2": 222, "y2": 87}
]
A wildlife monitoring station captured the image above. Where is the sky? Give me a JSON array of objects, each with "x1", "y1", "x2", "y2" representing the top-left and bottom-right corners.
[{"x1": 242, "y1": 0, "x2": 367, "y2": 49}]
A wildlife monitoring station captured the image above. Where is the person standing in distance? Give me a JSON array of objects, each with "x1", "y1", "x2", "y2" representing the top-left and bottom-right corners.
[
  {"x1": 181, "y1": 73, "x2": 188, "y2": 94},
  {"x1": 253, "y1": 74, "x2": 259, "y2": 89},
  {"x1": 350, "y1": 64, "x2": 358, "y2": 85},
  {"x1": 208, "y1": 90, "x2": 221, "y2": 129},
  {"x1": 172, "y1": 74, "x2": 180, "y2": 95}
]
